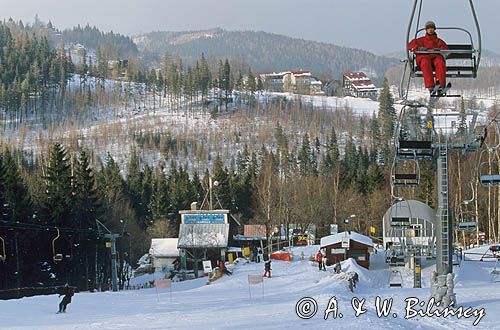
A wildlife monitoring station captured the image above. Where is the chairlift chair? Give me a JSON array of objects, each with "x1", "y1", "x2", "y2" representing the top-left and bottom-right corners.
[
  {"x1": 406, "y1": 0, "x2": 482, "y2": 80},
  {"x1": 389, "y1": 270, "x2": 404, "y2": 288},
  {"x1": 52, "y1": 227, "x2": 63, "y2": 263},
  {"x1": 478, "y1": 122, "x2": 500, "y2": 187},
  {"x1": 395, "y1": 105, "x2": 434, "y2": 160},
  {"x1": 391, "y1": 157, "x2": 420, "y2": 187},
  {"x1": 389, "y1": 244, "x2": 406, "y2": 267},
  {"x1": 456, "y1": 182, "x2": 478, "y2": 231}
]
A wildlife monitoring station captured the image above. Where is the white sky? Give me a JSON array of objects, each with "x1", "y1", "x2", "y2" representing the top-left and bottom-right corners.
[{"x1": 1, "y1": 0, "x2": 499, "y2": 54}]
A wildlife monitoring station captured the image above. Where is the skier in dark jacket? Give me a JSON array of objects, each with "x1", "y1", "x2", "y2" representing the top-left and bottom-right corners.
[
  {"x1": 263, "y1": 258, "x2": 272, "y2": 278},
  {"x1": 58, "y1": 286, "x2": 75, "y2": 313},
  {"x1": 408, "y1": 21, "x2": 448, "y2": 93}
]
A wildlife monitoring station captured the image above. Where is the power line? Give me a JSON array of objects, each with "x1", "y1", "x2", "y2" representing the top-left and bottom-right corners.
[{"x1": 0, "y1": 220, "x2": 100, "y2": 235}]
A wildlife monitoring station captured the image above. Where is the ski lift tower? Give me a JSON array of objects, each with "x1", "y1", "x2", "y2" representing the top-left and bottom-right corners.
[
  {"x1": 399, "y1": 0, "x2": 483, "y2": 277},
  {"x1": 96, "y1": 219, "x2": 120, "y2": 292}
]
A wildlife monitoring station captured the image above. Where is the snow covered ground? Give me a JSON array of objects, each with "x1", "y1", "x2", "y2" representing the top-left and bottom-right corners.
[{"x1": 1, "y1": 245, "x2": 499, "y2": 329}]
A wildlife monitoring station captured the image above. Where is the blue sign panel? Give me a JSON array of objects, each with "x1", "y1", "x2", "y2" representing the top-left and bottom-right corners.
[{"x1": 183, "y1": 214, "x2": 225, "y2": 224}]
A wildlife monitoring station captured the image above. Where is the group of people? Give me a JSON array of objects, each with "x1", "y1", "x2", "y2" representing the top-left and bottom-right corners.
[
  {"x1": 252, "y1": 246, "x2": 264, "y2": 263},
  {"x1": 316, "y1": 249, "x2": 328, "y2": 271}
]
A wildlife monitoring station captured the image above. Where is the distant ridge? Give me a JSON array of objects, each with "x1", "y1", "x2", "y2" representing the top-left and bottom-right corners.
[{"x1": 134, "y1": 28, "x2": 399, "y2": 83}]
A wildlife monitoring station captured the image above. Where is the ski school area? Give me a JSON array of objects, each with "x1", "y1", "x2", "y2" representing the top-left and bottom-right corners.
[{"x1": 1, "y1": 242, "x2": 499, "y2": 330}]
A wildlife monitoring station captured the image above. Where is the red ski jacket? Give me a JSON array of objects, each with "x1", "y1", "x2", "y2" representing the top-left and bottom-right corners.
[
  {"x1": 408, "y1": 33, "x2": 448, "y2": 65},
  {"x1": 316, "y1": 252, "x2": 323, "y2": 262}
]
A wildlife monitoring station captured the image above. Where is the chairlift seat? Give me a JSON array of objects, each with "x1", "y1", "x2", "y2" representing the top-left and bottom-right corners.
[
  {"x1": 394, "y1": 173, "x2": 418, "y2": 180},
  {"x1": 397, "y1": 150, "x2": 433, "y2": 160},
  {"x1": 392, "y1": 217, "x2": 410, "y2": 224},
  {"x1": 53, "y1": 254, "x2": 63, "y2": 262},
  {"x1": 457, "y1": 221, "x2": 477, "y2": 231},
  {"x1": 389, "y1": 270, "x2": 404, "y2": 287},
  {"x1": 393, "y1": 173, "x2": 419, "y2": 186},
  {"x1": 480, "y1": 175, "x2": 500, "y2": 186},
  {"x1": 399, "y1": 140, "x2": 432, "y2": 150},
  {"x1": 413, "y1": 44, "x2": 478, "y2": 78}
]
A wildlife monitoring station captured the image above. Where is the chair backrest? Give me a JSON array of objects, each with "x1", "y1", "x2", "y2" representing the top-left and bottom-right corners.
[
  {"x1": 412, "y1": 44, "x2": 477, "y2": 78},
  {"x1": 446, "y1": 44, "x2": 474, "y2": 60}
]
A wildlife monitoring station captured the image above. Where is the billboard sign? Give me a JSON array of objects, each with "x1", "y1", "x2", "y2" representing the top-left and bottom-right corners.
[
  {"x1": 341, "y1": 236, "x2": 350, "y2": 249},
  {"x1": 203, "y1": 260, "x2": 213, "y2": 273},
  {"x1": 183, "y1": 214, "x2": 226, "y2": 224}
]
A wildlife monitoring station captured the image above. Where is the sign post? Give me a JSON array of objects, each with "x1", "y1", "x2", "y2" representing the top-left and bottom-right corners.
[
  {"x1": 330, "y1": 224, "x2": 338, "y2": 235},
  {"x1": 155, "y1": 278, "x2": 173, "y2": 302},
  {"x1": 202, "y1": 260, "x2": 213, "y2": 274},
  {"x1": 248, "y1": 275, "x2": 264, "y2": 300}
]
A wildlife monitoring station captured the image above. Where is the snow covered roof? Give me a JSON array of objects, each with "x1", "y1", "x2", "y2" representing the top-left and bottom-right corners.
[
  {"x1": 292, "y1": 71, "x2": 311, "y2": 77},
  {"x1": 343, "y1": 71, "x2": 370, "y2": 80},
  {"x1": 149, "y1": 238, "x2": 179, "y2": 258},
  {"x1": 351, "y1": 80, "x2": 376, "y2": 88},
  {"x1": 320, "y1": 231, "x2": 373, "y2": 248},
  {"x1": 178, "y1": 224, "x2": 230, "y2": 248}
]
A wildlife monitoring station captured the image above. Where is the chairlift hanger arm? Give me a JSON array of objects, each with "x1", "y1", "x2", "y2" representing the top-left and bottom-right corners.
[{"x1": 0, "y1": 235, "x2": 6, "y2": 261}]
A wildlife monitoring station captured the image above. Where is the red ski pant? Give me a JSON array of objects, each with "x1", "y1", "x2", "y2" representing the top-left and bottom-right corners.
[
  {"x1": 263, "y1": 270, "x2": 271, "y2": 277},
  {"x1": 418, "y1": 55, "x2": 446, "y2": 88}
]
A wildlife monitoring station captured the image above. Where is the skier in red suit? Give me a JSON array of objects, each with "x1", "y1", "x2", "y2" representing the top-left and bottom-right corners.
[{"x1": 408, "y1": 21, "x2": 448, "y2": 93}]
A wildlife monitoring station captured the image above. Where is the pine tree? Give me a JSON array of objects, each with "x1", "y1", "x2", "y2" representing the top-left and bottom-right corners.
[
  {"x1": 457, "y1": 97, "x2": 468, "y2": 134},
  {"x1": 298, "y1": 133, "x2": 315, "y2": 176},
  {"x1": 321, "y1": 127, "x2": 340, "y2": 176},
  {"x1": 247, "y1": 69, "x2": 256, "y2": 93},
  {"x1": 0, "y1": 149, "x2": 31, "y2": 222},
  {"x1": 42, "y1": 143, "x2": 73, "y2": 226},
  {"x1": 378, "y1": 77, "x2": 396, "y2": 144},
  {"x1": 73, "y1": 150, "x2": 101, "y2": 229},
  {"x1": 212, "y1": 154, "x2": 231, "y2": 209},
  {"x1": 149, "y1": 164, "x2": 170, "y2": 223}
]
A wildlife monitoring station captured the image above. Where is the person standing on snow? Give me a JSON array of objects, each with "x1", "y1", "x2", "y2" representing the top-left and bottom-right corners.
[
  {"x1": 57, "y1": 286, "x2": 75, "y2": 313},
  {"x1": 257, "y1": 248, "x2": 263, "y2": 263},
  {"x1": 321, "y1": 250, "x2": 328, "y2": 271},
  {"x1": 263, "y1": 257, "x2": 272, "y2": 278},
  {"x1": 316, "y1": 250, "x2": 323, "y2": 271},
  {"x1": 408, "y1": 21, "x2": 449, "y2": 94}
]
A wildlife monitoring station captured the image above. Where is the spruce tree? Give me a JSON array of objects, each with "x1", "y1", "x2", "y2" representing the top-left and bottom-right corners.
[
  {"x1": 42, "y1": 143, "x2": 73, "y2": 226},
  {"x1": 378, "y1": 77, "x2": 396, "y2": 144}
]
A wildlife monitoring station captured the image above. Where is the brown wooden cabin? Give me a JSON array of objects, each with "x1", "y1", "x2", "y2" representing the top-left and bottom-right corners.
[{"x1": 320, "y1": 231, "x2": 374, "y2": 269}]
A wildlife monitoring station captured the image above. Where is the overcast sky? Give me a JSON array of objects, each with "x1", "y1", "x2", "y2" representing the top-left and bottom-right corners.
[{"x1": 1, "y1": 0, "x2": 499, "y2": 54}]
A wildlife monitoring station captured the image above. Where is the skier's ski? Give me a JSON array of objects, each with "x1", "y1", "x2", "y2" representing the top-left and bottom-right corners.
[
  {"x1": 429, "y1": 82, "x2": 441, "y2": 97},
  {"x1": 430, "y1": 82, "x2": 452, "y2": 98},
  {"x1": 439, "y1": 82, "x2": 452, "y2": 95}
]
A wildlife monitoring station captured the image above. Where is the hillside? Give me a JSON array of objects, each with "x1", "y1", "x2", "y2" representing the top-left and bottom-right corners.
[{"x1": 134, "y1": 28, "x2": 399, "y2": 82}]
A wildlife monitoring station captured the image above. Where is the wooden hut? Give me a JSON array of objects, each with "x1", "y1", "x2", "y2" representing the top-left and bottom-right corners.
[{"x1": 320, "y1": 231, "x2": 374, "y2": 269}]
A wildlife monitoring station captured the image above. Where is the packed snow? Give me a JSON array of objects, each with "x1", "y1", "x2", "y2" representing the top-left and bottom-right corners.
[{"x1": 1, "y1": 245, "x2": 499, "y2": 329}]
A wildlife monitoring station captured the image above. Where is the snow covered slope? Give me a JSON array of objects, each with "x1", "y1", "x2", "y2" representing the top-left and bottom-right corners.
[{"x1": 0, "y1": 245, "x2": 498, "y2": 329}]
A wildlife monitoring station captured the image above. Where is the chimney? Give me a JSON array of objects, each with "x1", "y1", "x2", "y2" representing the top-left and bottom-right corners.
[{"x1": 190, "y1": 202, "x2": 198, "y2": 211}]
